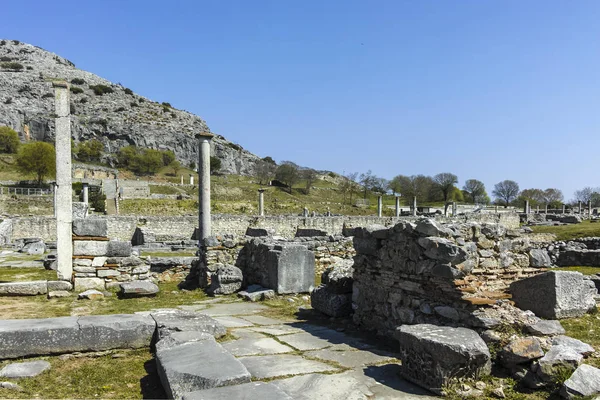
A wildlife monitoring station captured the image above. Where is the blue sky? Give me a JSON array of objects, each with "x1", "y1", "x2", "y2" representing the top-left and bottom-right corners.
[{"x1": 4, "y1": 1, "x2": 600, "y2": 201}]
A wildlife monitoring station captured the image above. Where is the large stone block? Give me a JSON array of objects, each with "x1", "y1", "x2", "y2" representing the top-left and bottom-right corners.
[
  {"x1": 0, "y1": 281, "x2": 47, "y2": 296},
  {"x1": 321, "y1": 260, "x2": 353, "y2": 294},
  {"x1": 510, "y1": 271, "x2": 597, "y2": 319},
  {"x1": 183, "y1": 382, "x2": 293, "y2": 400},
  {"x1": 561, "y1": 364, "x2": 600, "y2": 399},
  {"x1": 156, "y1": 339, "x2": 251, "y2": 400},
  {"x1": 73, "y1": 240, "x2": 109, "y2": 256},
  {"x1": 207, "y1": 264, "x2": 243, "y2": 296},
  {"x1": 394, "y1": 324, "x2": 491, "y2": 395},
  {"x1": 120, "y1": 281, "x2": 159, "y2": 297},
  {"x1": 74, "y1": 277, "x2": 105, "y2": 291},
  {"x1": 77, "y1": 314, "x2": 155, "y2": 351},
  {"x1": 150, "y1": 310, "x2": 227, "y2": 340},
  {"x1": 72, "y1": 218, "x2": 107, "y2": 237},
  {"x1": 106, "y1": 241, "x2": 132, "y2": 257},
  {"x1": 310, "y1": 285, "x2": 352, "y2": 317}
]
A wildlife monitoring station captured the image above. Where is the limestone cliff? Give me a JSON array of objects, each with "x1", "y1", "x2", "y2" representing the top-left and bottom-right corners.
[{"x1": 0, "y1": 39, "x2": 261, "y2": 175}]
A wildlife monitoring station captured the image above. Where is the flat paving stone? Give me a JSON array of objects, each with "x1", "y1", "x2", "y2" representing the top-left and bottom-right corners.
[
  {"x1": 277, "y1": 329, "x2": 372, "y2": 352},
  {"x1": 213, "y1": 316, "x2": 255, "y2": 328},
  {"x1": 272, "y1": 365, "x2": 437, "y2": 400},
  {"x1": 222, "y1": 337, "x2": 294, "y2": 356},
  {"x1": 183, "y1": 381, "x2": 293, "y2": 400},
  {"x1": 231, "y1": 328, "x2": 266, "y2": 340},
  {"x1": 178, "y1": 305, "x2": 208, "y2": 312},
  {"x1": 240, "y1": 315, "x2": 281, "y2": 326},
  {"x1": 238, "y1": 354, "x2": 338, "y2": 379},
  {"x1": 0, "y1": 360, "x2": 51, "y2": 378},
  {"x1": 201, "y1": 302, "x2": 269, "y2": 317},
  {"x1": 250, "y1": 325, "x2": 305, "y2": 336},
  {"x1": 304, "y1": 348, "x2": 397, "y2": 368}
]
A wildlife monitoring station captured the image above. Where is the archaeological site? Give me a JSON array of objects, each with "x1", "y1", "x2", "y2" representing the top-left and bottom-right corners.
[{"x1": 2, "y1": 35, "x2": 600, "y2": 400}]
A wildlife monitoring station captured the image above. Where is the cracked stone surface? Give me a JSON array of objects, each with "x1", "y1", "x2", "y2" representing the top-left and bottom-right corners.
[{"x1": 238, "y1": 354, "x2": 338, "y2": 379}]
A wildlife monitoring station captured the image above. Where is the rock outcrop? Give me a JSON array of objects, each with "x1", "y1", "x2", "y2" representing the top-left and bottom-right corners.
[{"x1": 0, "y1": 39, "x2": 262, "y2": 175}]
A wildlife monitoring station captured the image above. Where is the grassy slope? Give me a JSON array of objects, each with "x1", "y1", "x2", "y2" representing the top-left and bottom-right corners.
[{"x1": 530, "y1": 220, "x2": 600, "y2": 241}]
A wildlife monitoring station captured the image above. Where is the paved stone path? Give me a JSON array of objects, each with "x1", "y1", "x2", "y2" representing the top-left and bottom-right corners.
[{"x1": 193, "y1": 300, "x2": 437, "y2": 399}]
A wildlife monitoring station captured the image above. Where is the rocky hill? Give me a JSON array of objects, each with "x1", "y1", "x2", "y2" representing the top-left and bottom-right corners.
[{"x1": 0, "y1": 39, "x2": 261, "y2": 175}]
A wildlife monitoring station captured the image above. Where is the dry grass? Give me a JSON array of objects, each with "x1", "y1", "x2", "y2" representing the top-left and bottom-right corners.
[{"x1": 530, "y1": 220, "x2": 600, "y2": 241}]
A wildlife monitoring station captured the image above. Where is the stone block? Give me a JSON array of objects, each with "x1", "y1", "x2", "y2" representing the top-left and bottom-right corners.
[
  {"x1": 150, "y1": 310, "x2": 227, "y2": 340},
  {"x1": 321, "y1": 260, "x2": 353, "y2": 294},
  {"x1": 417, "y1": 237, "x2": 468, "y2": 264},
  {"x1": 72, "y1": 218, "x2": 107, "y2": 237},
  {"x1": 73, "y1": 241, "x2": 108, "y2": 256},
  {"x1": 529, "y1": 249, "x2": 552, "y2": 267},
  {"x1": 310, "y1": 285, "x2": 352, "y2": 317},
  {"x1": 77, "y1": 314, "x2": 155, "y2": 351},
  {"x1": 510, "y1": 271, "x2": 597, "y2": 319},
  {"x1": 78, "y1": 289, "x2": 104, "y2": 300},
  {"x1": 536, "y1": 345, "x2": 582, "y2": 382},
  {"x1": 269, "y1": 245, "x2": 315, "y2": 294},
  {"x1": 0, "y1": 360, "x2": 51, "y2": 378},
  {"x1": 106, "y1": 241, "x2": 132, "y2": 257},
  {"x1": 91, "y1": 257, "x2": 107, "y2": 267},
  {"x1": 156, "y1": 339, "x2": 251, "y2": 400},
  {"x1": 552, "y1": 335, "x2": 595, "y2": 356},
  {"x1": 25, "y1": 242, "x2": 45, "y2": 255},
  {"x1": 525, "y1": 320, "x2": 565, "y2": 336},
  {"x1": 47, "y1": 281, "x2": 72, "y2": 291},
  {"x1": 561, "y1": 364, "x2": 600, "y2": 399},
  {"x1": 97, "y1": 269, "x2": 120, "y2": 278},
  {"x1": 245, "y1": 227, "x2": 274, "y2": 237},
  {"x1": 238, "y1": 286, "x2": 275, "y2": 302},
  {"x1": 72, "y1": 202, "x2": 89, "y2": 219},
  {"x1": 500, "y1": 337, "x2": 544, "y2": 366},
  {"x1": 48, "y1": 291, "x2": 71, "y2": 298},
  {"x1": 0, "y1": 281, "x2": 47, "y2": 296},
  {"x1": 295, "y1": 228, "x2": 328, "y2": 237},
  {"x1": 183, "y1": 382, "x2": 293, "y2": 400},
  {"x1": 394, "y1": 324, "x2": 491, "y2": 395},
  {"x1": 207, "y1": 265, "x2": 243, "y2": 296},
  {"x1": 74, "y1": 277, "x2": 105, "y2": 291},
  {"x1": 120, "y1": 281, "x2": 159, "y2": 297}
]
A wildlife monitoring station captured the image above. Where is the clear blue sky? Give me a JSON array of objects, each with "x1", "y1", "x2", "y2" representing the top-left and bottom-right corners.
[{"x1": 4, "y1": 1, "x2": 600, "y2": 201}]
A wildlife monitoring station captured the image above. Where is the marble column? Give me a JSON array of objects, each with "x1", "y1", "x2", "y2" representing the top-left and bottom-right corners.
[{"x1": 196, "y1": 133, "x2": 213, "y2": 241}]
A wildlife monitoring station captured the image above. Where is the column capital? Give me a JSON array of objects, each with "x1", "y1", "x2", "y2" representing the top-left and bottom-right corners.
[
  {"x1": 52, "y1": 80, "x2": 69, "y2": 89},
  {"x1": 258, "y1": 188, "x2": 265, "y2": 193},
  {"x1": 195, "y1": 132, "x2": 214, "y2": 140}
]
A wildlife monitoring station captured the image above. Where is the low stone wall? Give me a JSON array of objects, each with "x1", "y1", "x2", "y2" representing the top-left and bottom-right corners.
[
  {"x1": 352, "y1": 219, "x2": 546, "y2": 336},
  {"x1": 8, "y1": 212, "x2": 520, "y2": 243}
]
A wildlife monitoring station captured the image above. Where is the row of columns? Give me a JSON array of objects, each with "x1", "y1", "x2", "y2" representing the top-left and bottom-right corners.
[{"x1": 523, "y1": 200, "x2": 594, "y2": 215}]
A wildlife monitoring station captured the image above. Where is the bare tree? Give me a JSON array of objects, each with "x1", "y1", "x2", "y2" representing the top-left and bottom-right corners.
[
  {"x1": 493, "y1": 180, "x2": 520, "y2": 207},
  {"x1": 574, "y1": 187, "x2": 600, "y2": 206},
  {"x1": 462, "y1": 179, "x2": 486, "y2": 204},
  {"x1": 302, "y1": 169, "x2": 317, "y2": 194},
  {"x1": 339, "y1": 172, "x2": 360, "y2": 205},
  {"x1": 275, "y1": 161, "x2": 300, "y2": 193},
  {"x1": 394, "y1": 174, "x2": 433, "y2": 202},
  {"x1": 433, "y1": 172, "x2": 458, "y2": 215},
  {"x1": 543, "y1": 188, "x2": 564, "y2": 209},
  {"x1": 255, "y1": 160, "x2": 276, "y2": 185}
]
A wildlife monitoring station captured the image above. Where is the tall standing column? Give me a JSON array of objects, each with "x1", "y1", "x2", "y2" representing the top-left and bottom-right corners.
[
  {"x1": 377, "y1": 196, "x2": 383, "y2": 217},
  {"x1": 53, "y1": 82, "x2": 72, "y2": 281},
  {"x1": 578, "y1": 201, "x2": 583, "y2": 214},
  {"x1": 412, "y1": 196, "x2": 417, "y2": 216},
  {"x1": 589, "y1": 200, "x2": 592, "y2": 216},
  {"x1": 197, "y1": 133, "x2": 214, "y2": 241},
  {"x1": 180, "y1": 175, "x2": 184, "y2": 185},
  {"x1": 562, "y1": 204, "x2": 566, "y2": 214},
  {"x1": 82, "y1": 182, "x2": 89, "y2": 204},
  {"x1": 452, "y1": 202, "x2": 457, "y2": 216},
  {"x1": 258, "y1": 189, "x2": 265, "y2": 216},
  {"x1": 190, "y1": 174, "x2": 194, "y2": 186},
  {"x1": 395, "y1": 196, "x2": 400, "y2": 217},
  {"x1": 524, "y1": 200, "x2": 529, "y2": 214}
]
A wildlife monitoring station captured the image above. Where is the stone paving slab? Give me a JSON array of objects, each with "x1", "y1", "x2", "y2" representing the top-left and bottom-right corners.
[
  {"x1": 231, "y1": 328, "x2": 266, "y2": 340},
  {"x1": 200, "y1": 302, "x2": 269, "y2": 316},
  {"x1": 213, "y1": 316, "x2": 255, "y2": 328},
  {"x1": 238, "y1": 354, "x2": 338, "y2": 379},
  {"x1": 276, "y1": 329, "x2": 371, "y2": 352},
  {"x1": 178, "y1": 305, "x2": 208, "y2": 312},
  {"x1": 304, "y1": 348, "x2": 397, "y2": 368},
  {"x1": 272, "y1": 365, "x2": 437, "y2": 400},
  {"x1": 250, "y1": 325, "x2": 305, "y2": 336},
  {"x1": 239, "y1": 315, "x2": 281, "y2": 326},
  {"x1": 222, "y1": 337, "x2": 294, "y2": 357},
  {"x1": 183, "y1": 381, "x2": 293, "y2": 400}
]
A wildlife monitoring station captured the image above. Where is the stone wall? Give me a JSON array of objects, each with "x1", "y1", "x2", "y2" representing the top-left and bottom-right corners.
[
  {"x1": 8, "y1": 212, "x2": 520, "y2": 243},
  {"x1": 351, "y1": 219, "x2": 547, "y2": 336}
]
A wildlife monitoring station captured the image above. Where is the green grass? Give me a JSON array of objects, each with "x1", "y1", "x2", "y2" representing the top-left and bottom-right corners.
[
  {"x1": 556, "y1": 266, "x2": 600, "y2": 276},
  {"x1": 530, "y1": 220, "x2": 600, "y2": 241},
  {"x1": 562, "y1": 311, "x2": 600, "y2": 368},
  {"x1": 260, "y1": 296, "x2": 311, "y2": 321},
  {"x1": 0, "y1": 267, "x2": 56, "y2": 283},
  {"x1": 0, "y1": 349, "x2": 165, "y2": 399},
  {"x1": 149, "y1": 184, "x2": 181, "y2": 195}
]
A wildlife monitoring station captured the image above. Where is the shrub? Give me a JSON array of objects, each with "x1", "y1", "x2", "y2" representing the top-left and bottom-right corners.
[
  {"x1": 161, "y1": 150, "x2": 176, "y2": 166},
  {"x1": 71, "y1": 78, "x2": 85, "y2": 85},
  {"x1": 16, "y1": 141, "x2": 56, "y2": 185},
  {"x1": 75, "y1": 139, "x2": 103, "y2": 162},
  {"x1": 90, "y1": 190, "x2": 106, "y2": 213},
  {"x1": 26, "y1": 66, "x2": 32, "y2": 70},
  {"x1": 130, "y1": 102, "x2": 138, "y2": 107},
  {"x1": 80, "y1": 98, "x2": 88, "y2": 104},
  {"x1": 189, "y1": 161, "x2": 196, "y2": 170},
  {"x1": 124, "y1": 88, "x2": 133, "y2": 95},
  {"x1": 0, "y1": 56, "x2": 12, "y2": 62},
  {"x1": 115, "y1": 106, "x2": 126, "y2": 112},
  {"x1": 227, "y1": 142, "x2": 242, "y2": 151},
  {"x1": 171, "y1": 112, "x2": 176, "y2": 118},
  {"x1": 210, "y1": 156, "x2": 221, "y2": 174},
  {"x1": 89, "y1": 84, "x2": 114, "y2": 96},
  {"x1": 138, "y1": 98, "x2": 145, "y2": 103},
  {"x1": 70, "y1": 86, "x2": 83, "y2": 94},
  {"x1": 0, "y1": 126, "x2": 20, "y2": 153},
  {"x1": 1, "y1": 62, "x2": 23, "y2": 71},
  {"x1": 262, "y1": 156, "x2": 276, "y2": 164},
  {"x1": 42, "y1": 93, "x2": 53, "y2": 99},
  {"x1": 161, "y1": 102, "x2": 171, "y2": 108}
]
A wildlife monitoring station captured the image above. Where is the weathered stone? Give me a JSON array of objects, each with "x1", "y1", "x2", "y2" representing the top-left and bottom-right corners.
[
  {"x1": 207, "y1": 264, "x2": 243, "y2": 296},
  {"x1": 106, "y1": 241, "x2": 132, "y2": 257},
  {"x1": 501, "y1": 337, "x2": 544, "y2": 366},
  {"x1": 78, "y1": 289, "x2": 104, "y2": 300},
  {"x1": 91, "y1": 256, "x2": 107, "y2": 267},
  {"x1": 156, "y1": 339, "x2": 251, "y2": 400},
  {"x1": 510, "y1": 271, "x2": 597, "y2": 319},
  {"x1": 525, "y1": 320, "x2": 565, "y2": 336},
  {"x1": 321, "y1": 260, "x2": 354, "y2": 294},
  {"x1": 245, "y1": 227, "x2": 274, "y2": 237},
  {"x1": 72, "y1": 218, "x2": 107, "y2": 237},
  {"x1": 0, "y1": 281, "x2": 47, "y2": 296},
  {"x1": 73, "y1": 258, "x2": 92, "y2": 267},
  {"x1": 434, "y1": 305, "x2": 460, "y2": 321},
  {"x1": 417, "y1": 237, "x2": 468, "y2": 264},
  {"x1": 73, "y1": 241, "x2": 108, "y2": 256},
  {"x1": 119, "y1": 281, "x2": 159, "y2": 297},
  {"x1": 415, "y1": 219, "x2": 446, "y2": 237},
  {"x1": 0, "y1": 381, "x2": 22, "y2": 391},
  {"x1": 155, "y1": 331, "x2": 214, "y2": 351},
  {"x1": 238, "y1": 354, "x2": 338, "y2": 379},
  {"x1": 561, "y1": 364, "x2": 600, "y2": 399},
  {"x1": 238, "y1": 286, "x2": 275, "y2": 302},
  {"x1": 48, "y1": 290, "x2": 71, "y2": 298},
  {"x1": 183, "y1": 382, "x2": 293, "y2": 400},
  {"x1": 74, "y1": 277, "x2": 105, "y2": 291},
  {"x1": 47, "y1": 280, "x2": 72, "y2": 291},
  {"x1": 394, "y1": 324, "x2": 491, "y2": 394},
  {"x1": 150, "y1": 309, "x2": 227, "y2": 340},
  {"x1": 552, "y1": 335, "x2": 595, "y2": 356},
  {"x1": 536, "y1": 345, "x2": 582, "y2": 382},
  {"x1": 132, "y1": 265, "x2": 150, "y2": 274},
  {"x1": 97, "y1": 269, "x2": 120, "y2": 278},
  {"x1": 25, "y1": 241, "x2": 45, "y2": 255},
  {"x1": 310, "y1": 285, "x2": 352, "y2": 317},
  {"x1": 0, "y1": 360, "x2": 51, "y2": 378},
  {"x1": 77, "y1": 314, "x2": 156, "y2": 351},
  {"x1": 529, "y1": 249, "x2": 552, "y2": 268}
]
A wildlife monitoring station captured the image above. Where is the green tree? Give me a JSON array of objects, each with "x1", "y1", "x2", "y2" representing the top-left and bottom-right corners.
[
  {"x1": 210, "y1": 156, "x2": 221, "y2": 174},
  {"x1": 16, "y1": 141, "x2": 56, "y2": 185},
  {"x1": 0, "y1": 126, "x2": 20, "y2": 153},
  {"x1": 170, "y1": 160, "x2": 181, "y2": 177},
  {"x1": 116, "y1": 145, "x2": 138, "y2": 167},
  {"x1": 394, "y1": 174, "x2": 434, "y2": 203},
  {"x1": 493, "y1": 180, "x2": 520, "y2": 208},
  {"x1": 302, "y1": 169, "x2": 317, "y2": 194},
  {"x1": 433, "y1": 173, "x2": 458, "y2": 215},
  {"x1": 275, "y1": 162, "x2": 300, "y2": 193},
  {"x1": 161, "y1": 150, "x2": 176, "y2": 166},
  {"x1": 136, "y1": 149, "x2": 163, "y2": 174},
  {"x1": 462, "y1": 179, "x2": 487, "y2": 204},
  {"x1": 76, "y1": 139, "x2": 103, "y2": 162}
]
